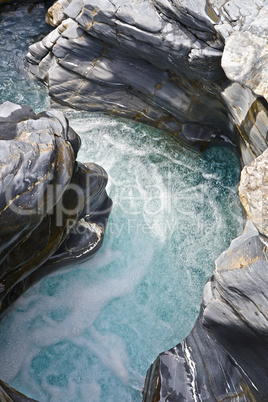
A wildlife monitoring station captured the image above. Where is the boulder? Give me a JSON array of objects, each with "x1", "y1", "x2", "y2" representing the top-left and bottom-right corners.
[
  {"x1": 144, "y1": 222, "x2": 268, "y2": 400},
  {"x1": 239, "y1": 148, "x2": 268, "y2": 237},
  {"x1": 0, "y1": 379, "x2": 37, "y2": 402},
  {"x1": 25, "y1": 0, "x2": 268, "y2": 165},
  {"x1": 222, "y1": 12, "x2": 268, "y2": 102},
  {"x1": 0, "y1": 101, "x2": 112, "y2": 317}
]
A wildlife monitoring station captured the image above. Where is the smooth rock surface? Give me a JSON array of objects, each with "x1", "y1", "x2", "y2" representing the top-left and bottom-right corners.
[
  {"x1": 0, "y1": 101, "x2": 112, "y2": 317},
  {"x1": 25, "y1": 0, "x2": 268, "y2": 165},
  {"x1": 25, "y1": 0, "x2": 230, "y2": 142},
  {"x1": 221, "y1": 83, "x2": 268, "y2": 165},
  {"x1": 144, "y1": 222, "x2": 268, "y2": 400}
]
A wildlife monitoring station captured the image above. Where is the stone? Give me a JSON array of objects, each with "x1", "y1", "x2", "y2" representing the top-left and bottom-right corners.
[
  {"x1": 25, "y1": 0, "x2": 229, "y2": 139},
  {"x1": 144, "y1": 223, "x2": 268, "y2": 400},
  {"x1": 0, "y1": 102, "x2": 112, "y2": 317},
  {"x1": 0, "y1": 378, "x2": 37, "y2": 402},
  {"x1": 203, "y1": 226, "x2": 268, "y2": 397},
  {"x1": 222, "y1": 31, "x2": 268, "y2": 101},
  {"x1": 221, "y1": 82, "x2": 268, "y2": 165},
  {"x1": 239, "y1": 148, "x2": 268, "y2": 237},
  {"x1": 25, "y1": 0, "x2": 268, "y2": 164},
  {"x1": 46, "y1": 0, "x2": 71, "y2": 27}
]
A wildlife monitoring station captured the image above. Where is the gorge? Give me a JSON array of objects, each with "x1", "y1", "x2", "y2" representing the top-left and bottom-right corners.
[{"x1": 0, "y1": 0, "x2": 267, "y2": 401}]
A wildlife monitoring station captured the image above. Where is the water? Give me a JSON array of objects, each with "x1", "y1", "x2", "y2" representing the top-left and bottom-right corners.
[
  {"x1": 0, "y1": 3, "x2": 51, "y2": 112},
  {"x1": 0, "y1": 4, "x2": 244, "y2": 402}
]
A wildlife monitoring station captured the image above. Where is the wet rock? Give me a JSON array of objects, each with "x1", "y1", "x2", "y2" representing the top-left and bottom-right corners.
[
  {"x1": 144, "y1": 222, "x2": 268, "y2": 400},
  {"x1": 0, "y1": 101, "x2": 112, "y2": 317},
  {"x1": 203, "y1": 227, "x2": 268, "y2": 398},
  {"x1": 36, "y1": 162, "x2": 112, "y2": 270}
]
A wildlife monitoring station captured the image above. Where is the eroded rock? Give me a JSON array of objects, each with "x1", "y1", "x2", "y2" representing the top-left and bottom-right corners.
[
  {"x1": 25, "y1": 0, "x2": 231, "y2": 142},
  {"x1": 0, "y1": 101, "x2": 112, "y2": 316},
  {"x1": 144, "y1": 222, "x2": 268, "y2": 400},
  {"x1": 25, "y1": 0, "x2": 268, "y2": 165},
  {"x1": 0, "y1": 379, "x2": 37, "y2": 402}
]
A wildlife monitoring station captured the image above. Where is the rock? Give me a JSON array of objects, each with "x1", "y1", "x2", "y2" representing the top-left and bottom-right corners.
[
  {"x1": 0, "y1": 378, "x2": 37, "y2": 402},
  {"x1": 178, "y1": 122, "x2": 237, "y2": 150},
  {"x1": 239, "y1": 148, "x2": 268, "y2": 237},
  {"x1": 0, "y1": 0, "x2": 52, "y2": 4},
  {"x1": 0, "y1": 101, "x2": 112, "y2": 317},
  {"x1": 46, "y1": 0, "x2": 69, "y2": 26},
  {"x1": 212, "y1": 0, "x2": 266, "y2": 39},
  {"x1": 222, "y1": 31, "x2": 268, "y2": 102},
  {"x1": 25, "y1": 0, "x2": 232, "y2": 146},
  {"x1": 221, "y1": 82, "x2": 268, "y2": 165},
  {"x1": 35, "y1": 162, "x2": 113, "y2": 269},
  {"x1": 203, "y1": 227, "x2": 268, "y2": 398},
  {"x1": 144, "y1": 222, "x2": 268, "y2": 400},
  {"x1": 25, "y1": 0, "x2": 268, "y2": 164}
]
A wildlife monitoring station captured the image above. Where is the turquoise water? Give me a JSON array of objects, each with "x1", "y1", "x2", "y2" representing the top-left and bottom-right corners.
[
  {"x1": 0, "y1": 4, "x2": 244, "y2": 402},
  {"x1": 0, "y1": 3, "x2": 50, "y2": 112}
]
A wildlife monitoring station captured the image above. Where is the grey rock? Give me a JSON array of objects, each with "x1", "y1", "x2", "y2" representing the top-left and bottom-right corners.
[
  {"x1": 25, "y1": 0, "x2": 268, "y2": 164},
  {"x1": 203, "y1": 228, "x2": 268, "y2": 397},
  {"x1": 116, "y1": 1, "x2": 163, "y2": 33},
  {"x1": 221, "y1": 82, "x2": 268, "y2": 165},
  {"x1": 0, "y1": 102, "x2": 112, "y2": 317},
  {"x1": 247, "y1": 5, "x2": 268, "y2": 38},
  {"x1": 218, "y1": 2, "x2": 268, "y2": 103},
  {"x1": 144, "y1": 225, "x2": 267, "y2": 400},
  {"x1": 155, "y1": 0, "x2": 216, "y2": 33},
  {"x1": 213, "y1": 0, "x2": 267, "y2": 37}
]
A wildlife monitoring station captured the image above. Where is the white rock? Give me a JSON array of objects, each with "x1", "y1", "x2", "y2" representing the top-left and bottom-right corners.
[
  {"x1": 222, "y1": 30, "x2": 268, "y2": 101},
  {"x1": 239, "y1": 148, "x2": 268, "y2": 236}
]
